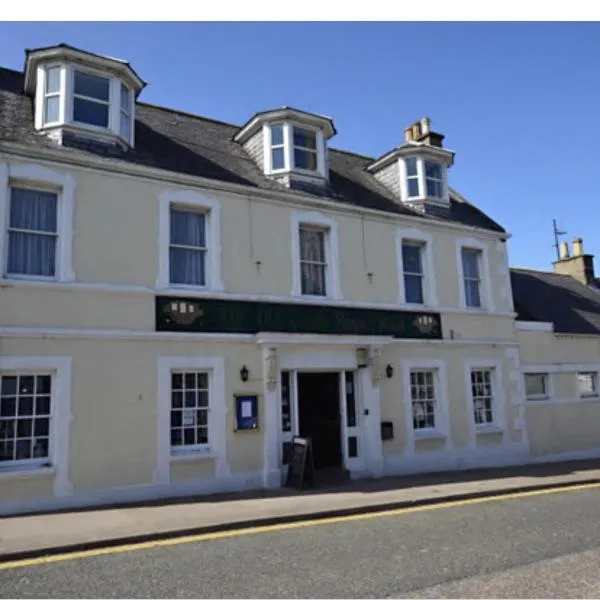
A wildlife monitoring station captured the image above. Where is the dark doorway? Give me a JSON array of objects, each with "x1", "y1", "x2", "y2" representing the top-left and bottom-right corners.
[{"x1": 297, "y1": 372, "x2": 342, "y2": 470}]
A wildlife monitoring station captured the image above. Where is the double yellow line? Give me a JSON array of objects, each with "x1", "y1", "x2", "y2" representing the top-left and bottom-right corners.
[{"x1": 1, "y1": 481, "x2": 599, "y2": 571}]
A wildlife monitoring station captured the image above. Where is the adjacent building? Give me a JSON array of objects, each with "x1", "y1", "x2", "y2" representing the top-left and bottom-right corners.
[{"x1": 0, "y1": 44, "x2": 598, "y2": 515}]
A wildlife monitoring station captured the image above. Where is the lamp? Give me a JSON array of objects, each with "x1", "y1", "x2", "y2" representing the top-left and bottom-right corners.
[
  {"x1": 385, "y1": 364, "x2": 394, "y2": 379},
  {"x1": 240, "y1": 365, "x2": 249, "y2": 382}
]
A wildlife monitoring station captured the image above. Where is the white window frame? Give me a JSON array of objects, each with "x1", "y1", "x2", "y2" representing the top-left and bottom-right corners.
[
  {"x1": 455, "y1": 237, "x2": 494, "y2": 311},
  {"x1": 119, "y1": 83, "x2": 133, "y2": 142},
  {"x1": 465, "y1": 358, "x2": 507, "y2": 437},
  {"x1": 0, "y1": 162, "x2": 76, "y2": 283},
  {"x1": 155, "y1": 356, "x2": 228, "y2": 485},
  {"x1": 34, "y1": 63, "x2": 135, "y2": 145},
  {"x1": 298, "y1": 225, "x2": 328, "y2": 297},
  {"x1": 168, "y1": 207, "x2": 208, "y2": 288},
  {"x1": 157, "y1": 189, "x2": 223, "y2": 292},
  {"x1": 524, "y1": 372, "x2": 551, "y2": 401},
  {"x1": 42, "y1": 64, "x2": 62, "y2": 126},
  {"x1": 396, "y1": 227, "x2": 438, "y2": 307},
  {"x1": 576, "y1": 371, "x2": 599, "y2": 399},
  {"x1": 264, "y1": 122, "x2": 327, "y2": 179},
  {"x1": 291, "y1": 126, "x2": 318, "y2": 172},
  {"x1": 398, "y1": 156, "x2": 449, "y2": 204},
  {"x1": 402, "y1": 359, "x2": 449, "y2": 441},
  {"x1": 0, "y1": 356, "x2": 72, "y2": 497},
  {"x1": 290, "y1": 210, "x2": 342, "y2": 300}
]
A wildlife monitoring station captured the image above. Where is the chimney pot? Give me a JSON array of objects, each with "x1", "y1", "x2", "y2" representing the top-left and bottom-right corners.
[
  {"x1": 559, "y1": 241, "x2": 570, "y2": 260},
  {"x1": 573, "y1": 238, "x2": 584, "y2": 257},
  {"x1": 404, "y1": 127, "x2": 414, "y2": 142},
  {"x1": 411, "y1": 123, "x2": 421, "y2": 140},
  {"x1": 420, "y1": 117, "x2": 431, "y2": 135}
]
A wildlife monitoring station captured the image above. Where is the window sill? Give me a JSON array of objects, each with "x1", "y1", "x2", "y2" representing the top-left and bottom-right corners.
[
  {"x1": 0, "y1": 465, "x2": 55, "y2": 480},
  {"x1": 475, "y1": 425, "x2": 504, "y2": 435},
  {"x1": 170, "y1": 448, "x2": 216, "y2": 462},
  {"x1": 526, "y1": 395, "x2": 550, "y2": 402},
  {"x1": 414, "y1": 430, "x2": 447, "y2": 440},
  {"x1": 3, "y1": 273, "x2": 58, "y2": 283}
]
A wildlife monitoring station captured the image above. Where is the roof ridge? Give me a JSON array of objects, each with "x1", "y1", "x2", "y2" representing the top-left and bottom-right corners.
[{"x1": 329, "y1": 147, "x2": 375, "y2": 161}]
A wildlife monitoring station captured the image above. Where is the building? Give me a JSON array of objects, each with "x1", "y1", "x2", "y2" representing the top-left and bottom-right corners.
[
  {"x1": 511, "y1": 240, "x2": 600, "y2": 459},
  {"x1": 0, "y1": 44, "x2": 597, "y2": 515}
]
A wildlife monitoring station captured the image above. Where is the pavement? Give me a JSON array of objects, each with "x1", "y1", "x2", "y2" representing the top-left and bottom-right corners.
[
  {"x1": 1, "y1": 458, "x2": 600, "y2": 564},
  {"x1": 1, "y1": 481, "x2": 600, "y2": 598}
]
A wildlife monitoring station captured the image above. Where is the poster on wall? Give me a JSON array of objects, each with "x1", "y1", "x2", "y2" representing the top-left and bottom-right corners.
[{"x1": 234, "y1": 395, "x2": 259, "y2": 431}]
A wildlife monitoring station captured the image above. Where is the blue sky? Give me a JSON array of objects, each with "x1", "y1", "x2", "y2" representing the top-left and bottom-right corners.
[{"x1": 1, "y1": 22, "x2": 599, "y2": 271}]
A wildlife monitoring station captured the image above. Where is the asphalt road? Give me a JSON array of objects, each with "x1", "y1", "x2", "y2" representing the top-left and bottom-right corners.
[{"x1": 1, "y1": 486, "x2": 600, "y2": 598}]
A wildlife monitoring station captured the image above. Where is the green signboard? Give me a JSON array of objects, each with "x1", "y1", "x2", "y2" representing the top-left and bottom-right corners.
[{"x1": 156, "y1": 296, "x2": 442, "y2": 340}]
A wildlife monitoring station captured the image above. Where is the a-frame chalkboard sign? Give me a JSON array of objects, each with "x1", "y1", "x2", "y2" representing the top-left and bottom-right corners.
[{"x1": 285, "y1": 437, "x2": 315, "y2": 489}]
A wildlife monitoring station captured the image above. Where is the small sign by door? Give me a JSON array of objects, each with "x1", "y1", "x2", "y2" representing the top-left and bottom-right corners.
[{"x1": 285, "y1": 437, "x2": 315, "y2": 489}]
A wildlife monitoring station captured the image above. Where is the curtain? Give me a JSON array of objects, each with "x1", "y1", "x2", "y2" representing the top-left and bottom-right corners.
[
  {"x1": 299, "y1": 229, "x2": 326, "y2": 295},
  {"x1": 170, "y1": 209, "x2": 206, "y2": 285},
  {"x1": 7, "y1": 188, "x2": 57, "y2": 277}
]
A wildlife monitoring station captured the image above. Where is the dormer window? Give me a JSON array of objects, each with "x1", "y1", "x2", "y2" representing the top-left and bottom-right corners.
[
  {"x1": 367, "y1": 117, "x2": 455, "y2": 211},
  {"x1": 234, "y1": 107, "x2": 336, "y2": 186},
  {"x1": 266, "y1": 122, "x2": 323, "y2": 175},
  {"x1": 25, "y1": 44, "x2": 145, "y2": 148}
]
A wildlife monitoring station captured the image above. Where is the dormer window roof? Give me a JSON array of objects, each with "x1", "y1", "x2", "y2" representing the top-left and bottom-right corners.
[
  {"x1": 235, "y1": 107, "x2": 335, "y2": 186},
  {"x1": 24, "y1": 44, "x2": 146, "y2": 148}
]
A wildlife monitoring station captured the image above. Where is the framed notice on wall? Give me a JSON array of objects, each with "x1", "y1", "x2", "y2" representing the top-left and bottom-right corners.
[{"x1": 234, "y1": 395, "x2": 259, "y2": 431}]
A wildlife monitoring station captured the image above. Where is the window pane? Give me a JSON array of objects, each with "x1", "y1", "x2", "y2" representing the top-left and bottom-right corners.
[
  {"x1": 426, "y1": 179, "x2": 443, "y2": 198},
  {"x1": 425, "y1": 161, "x2": 442, "y2": 180},
  {"x1": 407, "y1": 178, "x2": 420, "y2": 198},
  {"x1": 404, "y1": 274, "x2": 424, "y2": 304},
  {"x1": 46, "y1": 67, "x2": 61, "y2": 94},
  {"x1": 7, "y1": 231, "x2": 56, "y2": 277},
  {"x1": 272, "y1": 147, "x2": 285, "y2": 170},
  {"x1": 74, "y1": 71, "x2": 110, "y2": 101},
  {"x1": 1, "y1": 376, "x2": 17, "y2": 396},
  {"x1": 73, "y1": 98, "x2": 109, "y2": 127},
  {"x1": 169, "y1": 247, "x2": 205, "y2": 286},
  {"x1": 10, "y1": 188, "x2": 58, "y2": 233},
  {"x1": 405, "y1": 157, "x2": 418, "y2": 177},
  {"x1": 293, "y1": 127, "x2": 317, "y2": 150},
  {"x1": 271, "y1": 124, "x2": 284, "y2": 146},
  {"x1": 301, "y1": 263, "x2": 326, "y2": 296},
  {"x1": 577, "y1": 373, "x2": 597, "y2": 396},
  {"x1": 44, "y1": 96, "x2": 60, "y2": 124},
  {"x1": 464, "y1": 279, "x2": 481, "y2": 307},
  {"x1": 525, "y1": 374, "x2": 547, "y2": 397},
  {"x1": 462, "y1": 249, "x2": 480, "y2": 279},
  {"x1": 120, "y1": 84, "x2": 131, "y2": 112},
  {"x1": 402, "y1": 244, "x2": 422, "y2": 275},
  {"x1": 299, "y1": 228, "x2": 325, "y2": 263},
  {"x1": 294, "y1": 149, "x2": 317, "y2": 171},
  {"x1": 170, "y1": 209, "x2": 206, "y2": 247}
]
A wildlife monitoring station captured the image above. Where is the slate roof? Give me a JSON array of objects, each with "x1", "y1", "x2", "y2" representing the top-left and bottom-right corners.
[
  {"x1": 0, "y1": 65, "x2": 504, "y2": 233},
  {"x1": 510, "y1": 268, "x2": 600, "y2": 335}
]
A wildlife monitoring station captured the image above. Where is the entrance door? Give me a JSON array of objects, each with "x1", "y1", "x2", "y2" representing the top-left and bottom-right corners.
[{"x1": 297, "y1": 372, "x2": 342, "y2": 470}]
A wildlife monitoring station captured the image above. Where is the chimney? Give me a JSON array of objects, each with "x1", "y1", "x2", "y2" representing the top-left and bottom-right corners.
[
  {"x1": 553, "y1": 237, "x2": 596, "y2": 285},
  {"x1": 405, "y1": 117, "x2": 445, "y2": 148}
]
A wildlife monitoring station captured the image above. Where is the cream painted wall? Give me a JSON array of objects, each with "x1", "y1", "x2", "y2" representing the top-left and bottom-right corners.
[
  {"x1": 0, "y1": 471, "x2": 55, "y2": 503},
  {"x1": 1, "y1": 157, "x2": 511, "y2": 317},
  {"x1": 0, "y1": 337, "x2": 264, "y2": 501},
  {"x1": 518, "y1": 330, "x2": 600, "y2": 365},
  {"x1": 527, "y1": 402, "x2": 600, "y2": 456}
]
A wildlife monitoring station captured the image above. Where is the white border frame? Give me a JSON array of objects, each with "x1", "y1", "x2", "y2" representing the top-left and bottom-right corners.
[
  {"x1": 155, "y1": 355, "x2": 228, "y2": 485},
  {"x1": 402, "y1": 359, "x2": 450, "y2": 445},
  {"x1": 0, "y1": 356, "x2": 73, "y2": 496},
  {"x1": 456, "y1": 237, "x2": 494, "y2": 311},
  {"x1": 0, "y1": 161, "x2": 76, "y2": 282},
  {"x1": 396, "y1": 226, "x2": 438, "y2": 307},
  {"x1": 523, "y1": 371, "x2": 554, "y2": 402},
  {"x1": 290, "y1": 210, "x2": 342, "y2": 300},
  {"x1": 464, "y1": 357, "x2": 507, "y2": 443},
  {"x1": 157, "y1": 189, "x2": 223, "y2": 292}
]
